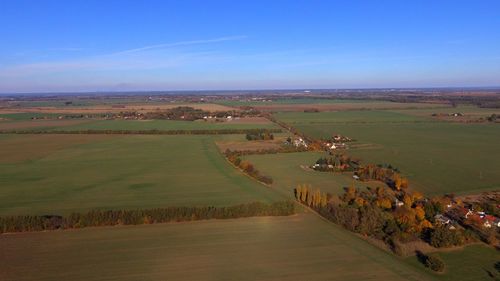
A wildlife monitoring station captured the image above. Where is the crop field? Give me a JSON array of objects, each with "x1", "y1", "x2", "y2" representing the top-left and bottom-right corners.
[
  {"x1": 274, "y1": 110, "x2": 500, "y2": 195},
  {"x1": 243, "y1": 152, "x2": 385, "y2": 197},
  {"x1": 392, "y1": 105, "x2": 500, "y2": 118},
  {"x1": 0, "y1": 102, "x2": 235, "y2": 114},
  {"x1": 217, "y1": 98, "x2": 448, "y2": 112},
  {"x1": 0, "y1": 134, "x2": 283, "y2": 216},
  {"x1": 405, "y1": 244, "x2": 499, "y2": 281},
  {"x1": 0, "y1": 115, "x2": 279, "y2": 131},
  {"x1": 54, "y1": 118, "x2": 279, "y2": 131},
  {"x1": 0, "y1": 213, "x2": 435, "y2": 281}
]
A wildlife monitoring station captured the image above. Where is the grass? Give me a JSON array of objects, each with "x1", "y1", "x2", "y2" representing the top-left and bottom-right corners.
[
  {"x1": 0, "y1": 134, "x2": 283, "y2": 216},
  {"x1": 405, "y1": 244, "x2": 499, "y2": 281},
  {"x1": 0, "y1": 213, "x2": 436, "y2": 281},
  {"x1": 274, "y1": 110, "x2": 500, "y2": 196},
  {"x1": 52, "y1": 119, "x2": 280, "y2": 131},
  {"x1": 217, "y1": 98, "x2": 444, "y2": 107},
  {"x1": 216, "y1": 98, "x2": 382, "y2": 106},
  {"x1": 243, "y1": 152, "x2": 385, "y2": 197}
]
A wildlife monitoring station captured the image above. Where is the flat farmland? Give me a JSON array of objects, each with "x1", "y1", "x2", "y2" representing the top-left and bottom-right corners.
[
  {"x1": 217, "y1": 98, "x2": 448, "y2": 112},
  {"x1": 0, "y1": 102, "x2": 235, "y2": 114},
  {"x1": 0, "y1": 115, "x2": 279, "y2": 131},
  {"x1": 49, "y1": 118, "x2": 280, "y2": 131},
  {"x1": 243, "y1": 152, "x2": 386, "y2": 197},
  {"x1": 0, "y1": 134, "x2": 283, "y2": 216},
  {"x1": 405, "y1": 244, "x2": 499, "y2": 281},
  {"x1": 274, "y1": 110, "x2": 500, "y2": 195},
  {"x1": 0, "y1": 213, "x2": 435, "y2": 281}
]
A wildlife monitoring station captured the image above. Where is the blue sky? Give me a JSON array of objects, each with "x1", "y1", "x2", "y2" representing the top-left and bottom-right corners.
[{"x1": 1, "y1": 0, "x2": 500, "y2": 93}]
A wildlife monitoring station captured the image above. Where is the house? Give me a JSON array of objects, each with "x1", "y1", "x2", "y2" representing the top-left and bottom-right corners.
[
  {"x1": 483, "y1": 215, "x2": 500, "y2": 228},
  {"x1": 293, "y1": 138, "x2": 308, "y2": 148},
  {"x1": 460, "y1": 208, "x2": 474, "y2": 219},
  {"x1": 394, "y1": 199, "x2": 404, "y2": 208},
  {"x1": 435, "y1": 214, "x2": 451, "y2": 225}
]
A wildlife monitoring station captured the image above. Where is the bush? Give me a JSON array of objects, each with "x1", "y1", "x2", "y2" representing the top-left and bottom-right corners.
[
  {"x1": 429, "y1": 226, "x2": 465, "y2": 248},
  {"x1": 425, "y1": 254, "x2": 445, "y2": 272}
]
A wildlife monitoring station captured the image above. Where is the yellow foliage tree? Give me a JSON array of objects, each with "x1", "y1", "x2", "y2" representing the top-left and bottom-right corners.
[
  {"x1": 376, "y1": 197, "x2": 392, "y2": 210},
  {"x1": 414, "y1": 206, "x2": 426, "y2": 221},
  {"x1": 403, "y1": 194, "x2": 413, "y2": 207}
]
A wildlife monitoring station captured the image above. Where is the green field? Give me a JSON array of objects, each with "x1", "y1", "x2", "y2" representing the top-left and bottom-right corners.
[
  {"x1": 54, "y1": 119, "x2": 279, "y2": 131},
  {"x1": 0, "y1": 213, "x2": 436, "y2": 281},
  {"x1": 406, "y1": 244, "x2": 499, "y2": 281},
  {"x1": 216, "y1": 98, "x2": 445, "y2": 108},
  {"x1": 0, "y1": 134, "x2": 283, "y2": 216},
  {"x1": 243, "y1": 152, "x2": 385, "y2": 197},
  {"x1": 274, "y1": 110, "x2": 500, "y2": 195},
  {"x1": 0, "y1": 118, "x2": 279, "y2": 131},
  {"x1": 216, "y1": 98, "x2": 382, "y2": 106}
]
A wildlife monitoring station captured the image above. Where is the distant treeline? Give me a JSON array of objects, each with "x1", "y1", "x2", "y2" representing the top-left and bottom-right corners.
[
  {"x1": 0, "y1": 201, "x2": 295, "y2": 234},
  {"x1": 0, "y1": 128, "x2": 282, "y2": 135}
]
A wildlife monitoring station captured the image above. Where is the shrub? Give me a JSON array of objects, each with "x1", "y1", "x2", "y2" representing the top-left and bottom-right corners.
[
  {"x1": 429, "y1": 226, "x2": 465, "y2": 248},
  {"x1": 425, "y1": 254, "x2": 445, "y2": 272}
]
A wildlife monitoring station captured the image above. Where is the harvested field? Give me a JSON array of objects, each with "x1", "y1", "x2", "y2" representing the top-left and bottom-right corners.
[
  {"x1": 0, "y1": 119, "x2": 91, "y2": 130},
  {"x1": 0, "y1": 213, "x2": 435, "y2": 281},
  {"x1": 0, "y1": 103, "x2": 235, "y2": 114}
]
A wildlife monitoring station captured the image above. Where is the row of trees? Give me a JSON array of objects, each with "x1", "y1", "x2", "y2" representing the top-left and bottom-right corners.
[
  {"x1": 313, "y1": 154, "x2": 360, "y2": 172},
  {"x1": 226, "y1": 152, "x2": 274, "y2": 185},
  {"x1": 0, "y1": 128, "x2": 283, "y2": 135},
  {"x1": 245, "y1": 132, "x2": 274, "y2": 141},
  {"x1": 223, "y1": 146, "x2": 308, "y2": 157},
  {"x1": 0, "y1": 201, "x2": 295, "y2": 234},
  {"x1": 294, "y1": 184, "x2": 328, "y2": 208},
  {"x1": 356, "y1": 164, "x2": 409, "y2": 190}
]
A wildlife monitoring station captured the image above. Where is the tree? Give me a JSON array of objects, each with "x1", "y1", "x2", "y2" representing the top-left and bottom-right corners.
[
  {"x1": 425, "y1": 254, "x2": 445, "y2": 272},
  {"x1": 414, "y1": 206, "x2": 426, "y2": 221},
  {"x1": 376, "y1": 197, "x2": 392, "y2": 210},
  {"x1": 429, "y1": 226, "x2": 465, "y2": 248}
]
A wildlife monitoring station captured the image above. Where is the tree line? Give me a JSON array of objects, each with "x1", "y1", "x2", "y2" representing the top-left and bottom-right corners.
[
  {"x1": 0, "y1": 128, "x2": 282, "y2": 135},
  {"x1": 313, "y1": 154, "x2": 360, "y2": 172},
  {"x1": 293, "y1": 185, "x2": 474, "y2": 256},
  {"x1": 0, "y1": 201, "x2": 295, "y2": 234},
  {"x1": 225, "y1": 150, "x2": 274, "y2": 185},
  {"x1": 245, "y1": 131, "x2": 274, "y2": 141}
]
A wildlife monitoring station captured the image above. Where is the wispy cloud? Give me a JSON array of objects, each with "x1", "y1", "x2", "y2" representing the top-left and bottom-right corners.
[
  {"x1": 0, "y1": 35, "x2": 247, "y2": 77},
  {"x1": 48, "y1": 47, "x2": 85, "y2": 52},
  {"x1": 109, "y1": 35, "x2": 247, "y2": 56}
]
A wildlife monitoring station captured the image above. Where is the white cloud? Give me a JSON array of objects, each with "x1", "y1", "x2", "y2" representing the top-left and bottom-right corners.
[{"x1": 109, "y1": 35, "x2": 247, "y2": 56}]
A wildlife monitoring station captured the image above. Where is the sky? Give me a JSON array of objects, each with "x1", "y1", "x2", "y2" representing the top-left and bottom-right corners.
[{"x1": 0, "y1": 0, "x2": 500, "y2": 93}]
